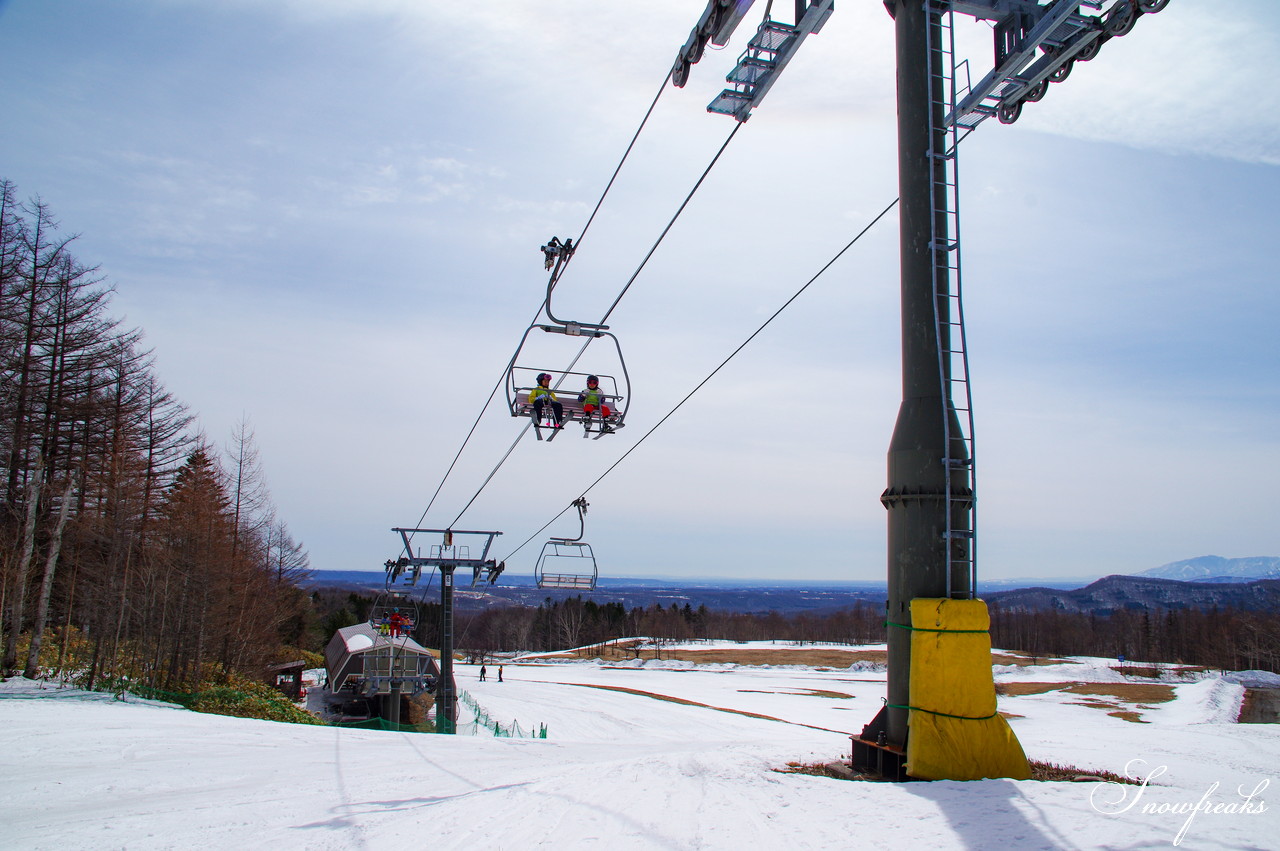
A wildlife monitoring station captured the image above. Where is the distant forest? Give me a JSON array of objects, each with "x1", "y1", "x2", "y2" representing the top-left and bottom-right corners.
[
  {"x1": 989, "y1": 604, "x2": 1280, "y2": 674},
  {"x1": 315, "y1": 589, "x2": 1280, "y2": 674},
  {"x1": 0, "y1": 182, "x2": 314, "y2": 690}
]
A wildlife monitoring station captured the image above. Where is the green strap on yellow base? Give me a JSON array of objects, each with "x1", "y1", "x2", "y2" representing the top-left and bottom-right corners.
[{"x1": 885, "y1": 620, "x2": 989, "y2": 634}]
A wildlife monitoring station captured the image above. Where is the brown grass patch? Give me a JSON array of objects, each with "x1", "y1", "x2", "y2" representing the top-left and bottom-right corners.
[
  {"x1": 539, "y1": 644, "x2": 1078, "y2": 669},
  {"x1": 991, "y1": 652, "x2": 1075, "y2": 667},
  {"x1": 1107, "y1": 710, "x2": 1149, "y2": 723},
  {"x1": 996, "y1": 682, "x2": 1173, "y2": 723},
  {"x1": 1109, "y1": 665, "x2": 1166, "y2": 679},
  {"x1": 665, "y1": 648, "x2": 887, "y2": 667},
  {"x1": 737, "y1": 688, "x2": 854, "y2": 699},
  {"x1": 1064, "y1": 683, "x2": 1175, "y2": 704},
  {"x1": 556, "y1": 682, "x2": 846, "y2": 733},
  {"x1": 996, "y1": 682, "x2": 1066, "y2": 697},
  {"x1": 1029, "y1": 761, "x2": 1143, "y2": 784},
  {"x1": 779, "y1": 759, "x2": 1141, "y2": 783},
  {"x1": 534, "y1": 645, "x2": 888, "y2": 667},
  {"x1": 995, "y1": 682, "x2": 1175, "y2": 705}
]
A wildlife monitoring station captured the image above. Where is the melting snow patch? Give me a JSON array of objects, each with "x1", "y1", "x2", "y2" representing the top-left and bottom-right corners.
[{"x1": 1147, "y1": 677, "x2": 1245, "y2": 726}]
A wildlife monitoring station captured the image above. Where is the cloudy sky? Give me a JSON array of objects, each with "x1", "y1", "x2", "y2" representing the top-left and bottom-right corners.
[{"x1": 1, "y1": 0, "x2": 1276, "y2": 584}]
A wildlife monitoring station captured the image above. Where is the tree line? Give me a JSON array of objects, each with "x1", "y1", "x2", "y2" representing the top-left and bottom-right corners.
[
  {"x1": 313, "y1": 591, "x2": 887, "y2": 656},
  {"x1": 989, "y1": 604, "x2": 1280, "y2": 673},
  {"x1": 0, "y1": 181, "x2": 312, "y2": 689},
  {"x1": 313, "y1": 587, "x2": 1280, "y2": 675}
]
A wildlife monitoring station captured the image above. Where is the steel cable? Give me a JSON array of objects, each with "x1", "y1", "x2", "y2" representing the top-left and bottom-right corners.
[
  {"x1": 500, "y1": 196, "x2": 901, "y2": 562},
  {"x1": 409, "y1": 71, "x2": 674, "y2": 535},
  {"x1": 448, "y1": 121, "x2": 745, "y2": 526}
]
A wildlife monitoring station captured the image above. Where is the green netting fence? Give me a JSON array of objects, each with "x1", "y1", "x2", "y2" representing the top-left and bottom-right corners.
[{"x1": 457, "y1": 690, "x2": 547, "y2": 739}]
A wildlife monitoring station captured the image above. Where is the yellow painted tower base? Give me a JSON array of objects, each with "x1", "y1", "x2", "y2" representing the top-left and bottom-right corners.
[{"x1": 903, "y1": 597, "x2": 1031, "y2": 781}]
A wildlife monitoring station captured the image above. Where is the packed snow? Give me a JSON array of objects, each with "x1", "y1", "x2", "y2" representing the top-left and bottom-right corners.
[{"x1": 2, "y1": 641, "x2": 1276, "y2": 850}]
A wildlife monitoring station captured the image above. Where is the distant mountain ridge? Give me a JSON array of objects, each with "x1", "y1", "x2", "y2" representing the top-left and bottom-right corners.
[
  {"x1": 1136, "y1": 555, "x2": 1280, "y2": 582},
  {"x1": 987, "y1": 574, "x2": 1280, "y2": 615}
]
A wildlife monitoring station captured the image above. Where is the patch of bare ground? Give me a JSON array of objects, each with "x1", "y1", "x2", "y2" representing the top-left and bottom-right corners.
[
  {"x1": 539, "y1": 645, "x2": 1071, "y2": 669},
  {"x1": 998, "y1": 682, "x2": 1174, "y2": 703},
  {"x1": 991, "y1": 652, "x2": 1075, "y2": 667},
  {"x1": 997, "y1": 682, "x2": 1173, "y2": 723},
  {"x1": 557, "y1": 682, "x2": 847, "y2": 733},
  {"x1": 533, "y1": 645, "x2": 888, "y2": 667},
  {"x1": 780, "y1": 759, "x2": 1141, "y2": 784},
  {"x1": 737, "y1": 689, "x2": 854, "y2": 699},
  {"x1": 1238, "y1": 688, "x2": 1280, "y2": 723},
  {"x1": 996, "y1": 682, "x2": 1066, "y2": 697},
  {"x1": 1109, "y1": 664, "x2": 1211, "y2": 679}
]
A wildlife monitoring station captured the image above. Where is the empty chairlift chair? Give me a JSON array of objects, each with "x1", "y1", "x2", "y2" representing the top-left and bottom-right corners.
[{"x1": 534, "y1": 497, "x2": 600, "y2": 590}]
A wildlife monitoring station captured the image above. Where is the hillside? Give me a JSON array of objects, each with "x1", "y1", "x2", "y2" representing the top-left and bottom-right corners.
[
  {"x1": 3, "y1": 643, "x2": 1275, "y2": 849},
  {"x1": 987, "y1": 574, "x2": 1280, "y2": 614}
]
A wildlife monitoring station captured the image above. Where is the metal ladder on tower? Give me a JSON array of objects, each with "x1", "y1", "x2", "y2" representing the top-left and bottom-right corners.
[{"x1": 927, "y1": 1, "x2": 977, "y2": 599}]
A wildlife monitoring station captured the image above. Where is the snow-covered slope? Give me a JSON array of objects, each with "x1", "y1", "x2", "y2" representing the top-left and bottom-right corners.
[{"x1": 2, "y1": 642, "x2": 1275, "y2": 850}]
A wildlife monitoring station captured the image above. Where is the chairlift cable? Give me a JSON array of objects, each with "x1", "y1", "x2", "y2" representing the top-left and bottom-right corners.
[
  {"x1": 448, "y1": 419, "x2": 531, "y2": 528},
  {"x1": 409, "y1": 304, "x2": 544, "y2": 537},
  {"x1": 451, "y1": 121, "x2": 744, "y2": 526},
  {"x1": 597, "y1": 121, "x2": 743, "y2": 329},
  {"x1": 500, "y1": 195, "x2": 901, "y2": 562},
  {"x1": 409, "y1": 71, "x2": 673, "y2": 535},
  {"x1": 575, "y1": 71, "x2": 674, "y2": 255}
]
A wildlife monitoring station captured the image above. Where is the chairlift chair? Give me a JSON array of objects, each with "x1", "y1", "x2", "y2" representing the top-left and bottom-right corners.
[
  {"x1": 369, "y1": 590, "x2": 419, "y2": 638},
  {"x1": 534, "y1": 497, "x2": 600, "y2": 590},
  {"x1": 535, "y1": 541, "x2": 599, "y2": 590},
  {"x1": 506, "y1": 323, "x2": 630, "y2": 442},
  {"x1": 508, "y1": 365, "x2": 626, "y2": 441}
]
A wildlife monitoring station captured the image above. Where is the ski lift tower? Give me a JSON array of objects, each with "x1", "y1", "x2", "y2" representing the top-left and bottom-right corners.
[
  {"x1": 670, "y1": 0, "x2": 1167, "y2": 779},
  {"x1": 387, "y1": 527, "x2": 504, "y2": 734},
  {"x1": 857, "y1": 0, "x2": 1171, "y2": 779}
]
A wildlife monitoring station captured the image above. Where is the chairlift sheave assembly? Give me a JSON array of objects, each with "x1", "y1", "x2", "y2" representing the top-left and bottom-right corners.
[{"x1": 535, "y1": 497, "x2": 600, "y2": 591}]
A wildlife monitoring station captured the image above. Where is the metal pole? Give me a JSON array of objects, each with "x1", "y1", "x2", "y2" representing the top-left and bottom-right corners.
[
  {"x1": 437, "y1": 564, "x2": 457, "y2": 734},
  {"x1": 880, "y1": 0, "x2": 971, "y2": 749},
  {"x1": 388, "y1": 680, "x2": 402, "y2": 727}
]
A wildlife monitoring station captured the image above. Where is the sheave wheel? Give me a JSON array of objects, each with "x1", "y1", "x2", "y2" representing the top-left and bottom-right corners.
[
  {"x1": 997, "y1": 100, "x2": 1022, "y2": 125},
  {"x1": 1106, "y1": 1, "x2": 1138, "y2": 37}
]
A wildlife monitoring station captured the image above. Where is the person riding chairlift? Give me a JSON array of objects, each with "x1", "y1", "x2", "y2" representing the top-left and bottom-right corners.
[
  {"x1": 529, "y1": 373, "x2": 564, "y2": 428},
  {"x1": 578, "y1": 375, "x2": 612, "y2": 433}
]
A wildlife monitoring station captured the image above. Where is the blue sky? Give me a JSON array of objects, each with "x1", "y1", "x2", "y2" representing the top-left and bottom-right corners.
[{"x1": 1, "y1": 0, "x2": 1276, "y2": 583}]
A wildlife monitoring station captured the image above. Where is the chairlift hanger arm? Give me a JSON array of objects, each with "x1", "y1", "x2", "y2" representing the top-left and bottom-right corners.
[
  {"x1": 549, "y1": 497, "x2": 590, "y2": 543},
  {"x1": 542, "y1": 253, "x2": 611, "y2": 332}
]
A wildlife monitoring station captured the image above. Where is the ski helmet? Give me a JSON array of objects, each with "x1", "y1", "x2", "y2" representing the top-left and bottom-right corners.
[
  {"x1": 537, "y1": 372, "x2": 552, "y2": 384},
  {"x1": 586, "y1": 375, "x2": 599, "y2": 385}
]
